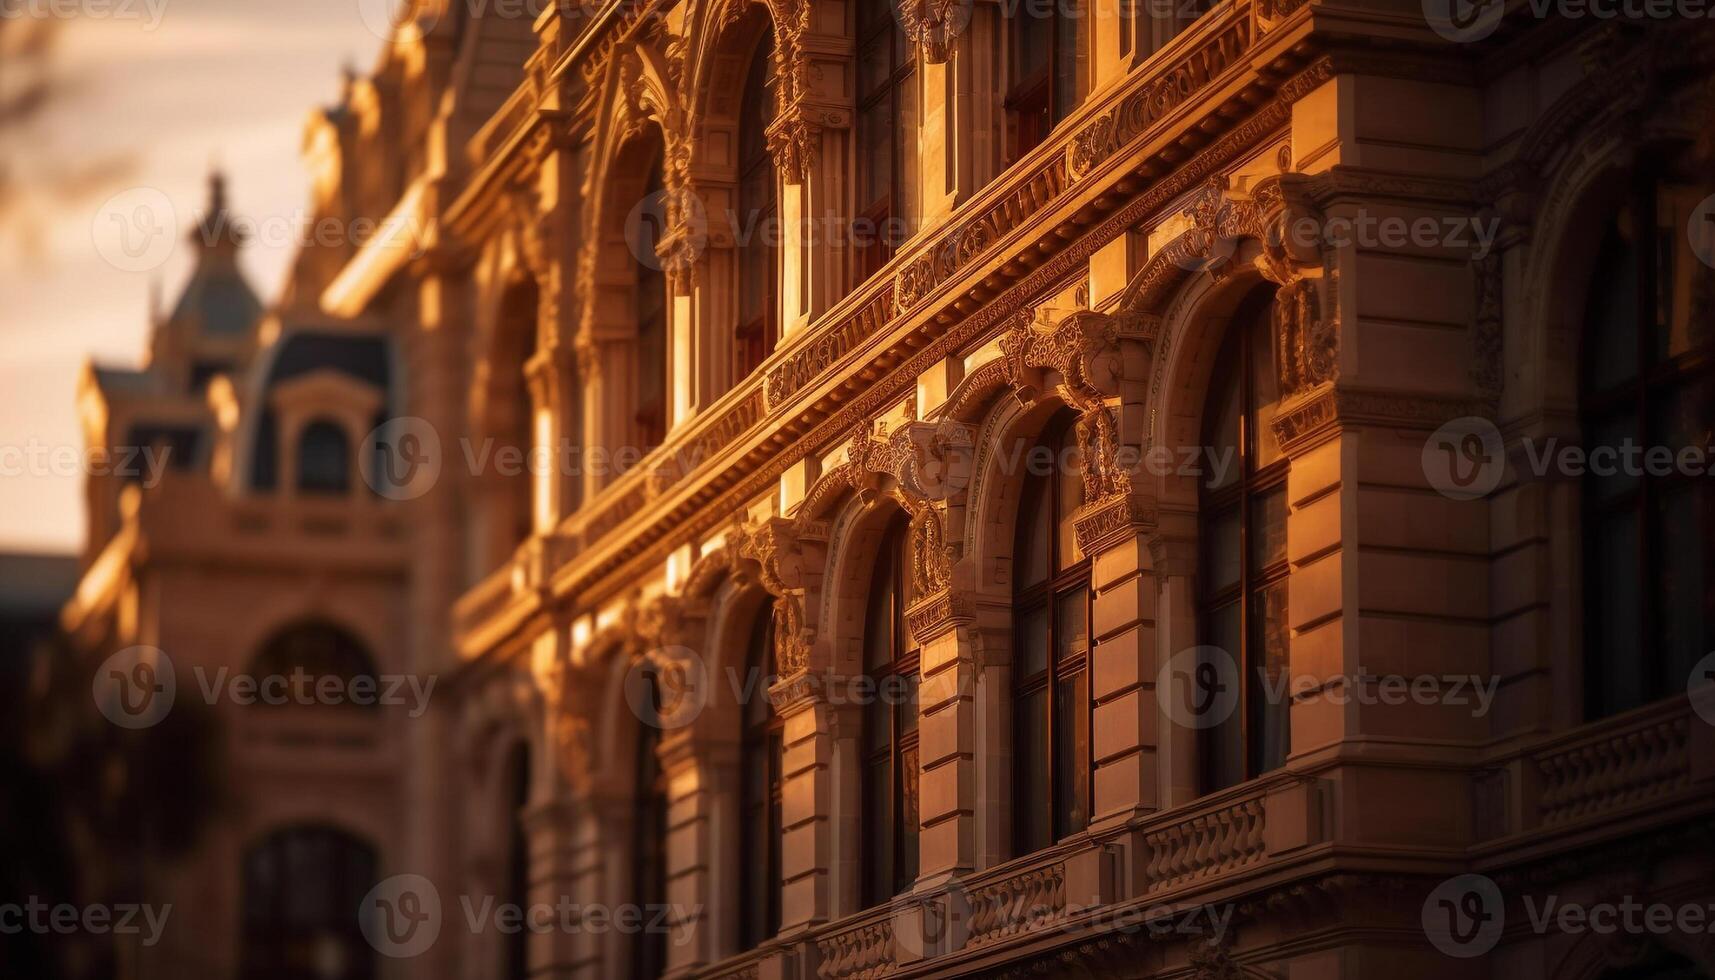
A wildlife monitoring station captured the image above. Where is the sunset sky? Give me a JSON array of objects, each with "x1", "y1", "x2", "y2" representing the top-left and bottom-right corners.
[{"x1": 0, "y1": 0, "x2": 392, "y2": 554}]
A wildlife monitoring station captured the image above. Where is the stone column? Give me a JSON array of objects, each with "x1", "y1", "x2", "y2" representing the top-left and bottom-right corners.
[
  {"x1": 658, "y1": 731, "x2": 740, "y2": 977},
  {"x1": 522, "y1": 794, "x2": 582, "y2": 980},
  {"x1": 770, "y1": 675, "x2": 846, "y2": 935},
  {"x1": 1078, "y1": 498, "x2": 1165, "y2": 828}
]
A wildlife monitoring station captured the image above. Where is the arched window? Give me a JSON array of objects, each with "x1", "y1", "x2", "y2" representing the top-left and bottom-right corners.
[
  {"x1": 1005, "y1": 0, "x2": 1085, "y2": 163},
  {"x1": 1196, "y1": 288, "x2": 1289, "y2": 793},
  {"x1": 249, "y1": 621, "x2": 379, "y2": 707},
  {"x1": 504, "y1": 281, "x2": 541, "y2": 540},
  {"x1": 637, "y1": 153, "x2": 670, "y2": 449},
  {"x1": 241, "y1": 826, "x2": 377, "y2": 980},
  {"x1": 738, "y1": 603, "x2": 782, "y2": 947},
  {"x1": 1580, "y1": 162, "x2": 1713, "y2": 719},
  {"x1": 855, "y1": 1, "x2": 918, "y2": 281},
  {"x1": 632, "y1": 686, "x2": 670, "y2": 980},
  {"x1": 505, "y1": 743, "x2": 531, "y2": 980},
  {"x1": 297, "y1": 419, "x2": 351, "y2": 494},
  {"x1": 736, "y1": 33, "x2": 779, "y2": 381},
  {"x1": 1012, "y1": 417, "x2": 1090, "y2": 855},
  {"x1": 862, "y1": 513, "x2": 919, "y2": 905}
]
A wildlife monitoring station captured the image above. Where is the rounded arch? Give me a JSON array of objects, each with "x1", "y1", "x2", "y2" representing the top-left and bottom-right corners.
[
  {"x1": 248, "y1": 618, "x2": 380, "y2": 692},
  {"x1": 239, "y1": 823, "x2": 379, "y2": 980},
  {"x1": 1146, "y1": 258, "x2": 1282, "y2": 512}
]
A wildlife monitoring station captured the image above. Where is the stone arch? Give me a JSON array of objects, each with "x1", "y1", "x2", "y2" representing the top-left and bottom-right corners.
[
  {"x1": 1145, "y1": 255, "x2": 1282, "y2": 515},
  {"x1": 579, "y1": 61, "x2": 677, "y2": 468},
  {"x1": 468, "y1": 231, "x2": 544, "y2": 579},
  {"x1": 678, "y1": 0, "x2": 812, "y2": 396}
]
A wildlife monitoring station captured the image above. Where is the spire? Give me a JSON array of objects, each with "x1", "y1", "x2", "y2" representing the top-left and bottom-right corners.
[{"x1": 193, "y1": 168, "x2": 244, "y2": 250}]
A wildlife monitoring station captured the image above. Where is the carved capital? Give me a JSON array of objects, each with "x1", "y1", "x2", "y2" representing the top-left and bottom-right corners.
[{"x1": 897, "y1": 0, "x2": 973, "y2": 64}]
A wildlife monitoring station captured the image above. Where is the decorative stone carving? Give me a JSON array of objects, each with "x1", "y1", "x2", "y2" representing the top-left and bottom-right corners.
[
  {"x1": 732, "y1": 516, "x2": 826, "y2": 677},
  {"x1": 896, "y1": 0, "x2": 971, "y2": 63}
]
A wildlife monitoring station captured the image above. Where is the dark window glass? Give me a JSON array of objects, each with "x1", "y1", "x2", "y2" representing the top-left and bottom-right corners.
[
  {"x1": 297, "y1": 419, "x2": 350, "y2": 494},
  {"x1": 1004, "y1": 2, "x2": 1083, "y2": 163},
  {"x1": 249, "y1": 621, "x2": 378, "y2": 708},
  {"x1": 241, "y1": 827, "x2": 377, "y2": 980},
  {"x1": 737, "y1": 34, "x2": 778, "y2": 380},
  {"x1": 1196, "y1": 288, "x2": 1291, "y2": 794},
  {"x1": 637, "y1": 154, "x2": 669, "y2": 448},
  {"x1": 632, "y1": 688, "x2": 669, "y2": 980},
  {"x1": 1581, "y1": 164, "x2": 1714, "y2": 719},
  {"x1": 505, "y1": 744, "x2": 531, "y2": 980},
  {"x1": 855, "y1": 1, "x2": 917, "y2": 282},
  {"x1": 1013, "y1": 415, "x2": 1091, "y2": 855},
  {"x1": 862, "y1": 514, "x2": 920, "y2": 906},
  {"x1": 739, "y1": 604, "x2": 783, "y2": 948}
]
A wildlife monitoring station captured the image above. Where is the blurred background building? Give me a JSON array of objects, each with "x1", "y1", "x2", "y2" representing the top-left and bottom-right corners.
[{"x1": 23, "y1": 1, "x2": 1715, "y2": 979}]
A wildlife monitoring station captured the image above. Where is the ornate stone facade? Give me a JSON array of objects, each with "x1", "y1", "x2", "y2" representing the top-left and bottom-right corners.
[{"x1": 61, "y1": 3, "x2": 1715, "y2": 980}]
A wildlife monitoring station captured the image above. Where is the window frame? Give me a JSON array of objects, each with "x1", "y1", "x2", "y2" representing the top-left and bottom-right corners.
[
  {"x1": 1011, "y1": 413, "x2": 1093, "y2": 856},
  {"x1": 1003, "y1": 2, "x2": 1082, "y2": 164},
  {"x1": 635, "y1": 152, "x2": 670, "y2": 449},
  {"x1": 854, "y1": 3, "x2": 917, "y2": 282},
  {"x1": 1578, "y1": 160, "x2": 1715, "y2": 720},
  {"x1": 631, "y1": 688, "x2": 670, "y2": 980},
  {"x1": 736, "y1": 32, "x2": 779, "y2": 382},
  {"x1": 1195, "y1": 289, "x2": 1291, "y2": 794},
  {"x1": 738, "y1": 602, "x2": 785, "y2": 948},
  {"x1": 861, "y1": 512, "x2": 921, "y2": 907}
]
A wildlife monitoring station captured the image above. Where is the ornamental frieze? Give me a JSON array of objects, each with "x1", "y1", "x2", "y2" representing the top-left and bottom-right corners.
[{"x1": 1065, "y1": 16, "x2": 1253, "y2": 182}]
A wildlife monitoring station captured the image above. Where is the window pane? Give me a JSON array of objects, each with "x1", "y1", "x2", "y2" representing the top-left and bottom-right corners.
[
  {"x1": 1017, "y1": 603, "x2": 1049, "y2": 678},
  {"x1": 1653, "y1": 181, "x2": 1713, "y2": 363},
  {"x1": 1202, "y1": 506, "x2": 1241, "y2": 597},
  {"x1": 1055, "y1": 588, "x2": 1088, "y2": 664},
  {"x1": 1652, "y1": 482, "x2": 1707, "y2": 694},
  {"x1": 1248, "y1": 488, "x2": 1287, "y2": 574},
  {"x1": 1051, "y1": 5, "x2": 1082, "y2": 124},
  {"x1": 1205, "y1": 363, "x2": 1242, "y2": 492},
  {"x1": 1053, "y1": 671, "x2": 1090, "y2": 839},
  {"x1": 1583, "y1": 211, "x2": 1640, "y2": 393},
  {"x1": 862, "y1": 756, "x2": 892, "y2": 906},
  {"x1": 1586, "y1": 411, "x2": 1641, "y2": 505},
  {"x1": 1203, "y1": 601, "x2": 1243, "y2": 791},
  {"x1": 865, "y1": 696, "x2": 891, "y2": 754},
  {"x1": 1015, "y1": 471, "x2": 1051, "y2": 589},
  {"x1": 1015, "y1": 688, "x2": 1050, "y2": 854},
  {"x1": 1015, "y1": 8, "x2": 1050, "y2": 81},
  {"x1": 1247, "y1": 579, "x2": 1290, "y2": 776},
  {"x1": 1588, "y1": 509, "x2": 1643, "y2": 716},
  {"x1": 858, "y1": 101, "x2": 892, "y2": 213},
  {"x1": 1249, "y1": 303, "x2": 1284, "y2": 470},
  {"x1": 1056, "y1": 424, "x2": 1085, "y2": 570},
  {"x1": 898, "y1": 671, "x2": 920, "y2": 736}
]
